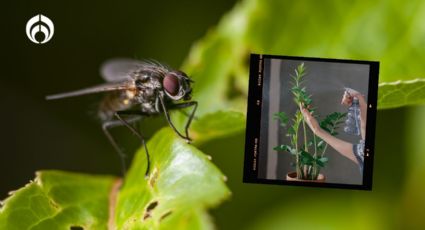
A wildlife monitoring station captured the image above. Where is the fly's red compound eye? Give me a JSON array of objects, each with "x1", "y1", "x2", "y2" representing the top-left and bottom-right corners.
[{"x1": 163, "y1": 73, "x2": 180, "y2": 96}]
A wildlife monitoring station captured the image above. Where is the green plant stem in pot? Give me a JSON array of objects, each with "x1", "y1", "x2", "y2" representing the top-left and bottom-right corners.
[{"x1": 273, "y1": 63, "x2": 346, "y2": 181}]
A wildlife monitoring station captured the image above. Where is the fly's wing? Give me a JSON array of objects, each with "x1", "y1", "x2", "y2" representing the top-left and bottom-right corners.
[
  {"x1": 100, "y1": 58, "x2": 145, "y2": 82},
  {"x1": 46, "y1": 81, "x2": 131, "y2": 100}
]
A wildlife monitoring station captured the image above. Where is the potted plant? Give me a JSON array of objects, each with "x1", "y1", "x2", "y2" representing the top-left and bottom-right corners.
[{"x1": 273, "y1": 63, "x2": 346, "y2": 182}]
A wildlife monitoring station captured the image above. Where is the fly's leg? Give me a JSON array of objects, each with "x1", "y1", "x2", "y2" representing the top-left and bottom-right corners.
[
  {"x1": 114, "y1": 111, "x2": 151, "y2": 178},
  {"x1": 178, "y1": 109, "x2": 199, "y2": 121},
  {"x1": 169, "y1": 101, "x2": 198, "y2": 142},
  {"x1": 158, "y1": 95, "x2": 198, "y2": 142},
  {"x1": 102, "y1": 116, "x2": 141, "y2": 176}
]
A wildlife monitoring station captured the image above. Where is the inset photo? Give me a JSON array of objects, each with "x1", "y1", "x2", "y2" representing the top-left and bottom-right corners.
[{"x1": 243, "y1": 54, "x2": 379, "y2": 190}]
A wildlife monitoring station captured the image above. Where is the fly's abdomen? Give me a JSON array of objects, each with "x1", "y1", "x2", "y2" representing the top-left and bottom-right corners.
[{"x1": 98, "y1": 91, "x2": 132, "y2": 121}]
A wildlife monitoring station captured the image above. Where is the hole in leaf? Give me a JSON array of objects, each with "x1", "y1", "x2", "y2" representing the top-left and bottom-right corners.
[
  {"x1": 143, "y1": 213, "x2": 151, "y2": 220},
  {"x1": 143, "y1": 200, "x2": 159, "y2": 220},
  {"x1": 70, "y1": 226, "x2": 84, "y2": 230},
  {"x1": 146, "y1": 201, "x2": 158, "y2": 212},
  {"x1": 160, "y1": 211, "x2": 173, "y2": 221}
]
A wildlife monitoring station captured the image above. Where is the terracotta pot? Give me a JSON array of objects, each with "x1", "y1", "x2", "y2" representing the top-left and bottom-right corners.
[{"x1": 286, "y1": 171, "x2": 325, "y2": 182}]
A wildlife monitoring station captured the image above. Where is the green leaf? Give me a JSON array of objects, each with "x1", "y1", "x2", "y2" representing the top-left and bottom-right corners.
[
  {"x1": 307, "y1": 140, "x2": 314, "y2": 147},
  {"x1": 287, "y1": 126, "x2": 295, "y2": 136},
  {"x1": 180, "y1": 16, "x2": 249, "y2": 116},
  {"x1": 273, "y1": 112, "x2": 289, "y2": 127},
  {"x1": 273, "y1": 145, "x2": 288, "y2": 151},
  {"x1": 114, "y1": 127, "x2": 230, "y2": 229},
  {"x1": 0, "y1": 171, "x2": 117, "y2": 230},
  {"x1": 0, "y1": 128, "x2": 230, "y2": 230},
  {"x1": 315, "y1": 157, "x2": 329, "y2": 167},
  {"x1": 303, "y1": 97, "x2": 312, "y2": 106},
  {"x1": 317, "y1": 140, "x2": 325, "y2": 148},
  {"x1": 320, "y1": 112, "x2": 346, "y2": 135},
  {"x1": 320, "y1": 125, "x2": 331, "y2": 134},
  {"x1": 315, "y1": 139, "x2": 325, "y2": 152},
  {"x1": 297, "y1": 63, "x2": 306, "y2": 76},
  {"x1": 378, "y1": 79, "x2": 425, "y2": 109},
  {"x1": 190, "y1": 111, "x2": 246, "y2": 145},
  {"x1": 273, "y1": 145, "x2": 295, "y2": 155},
  {"x1": 300, "y1": 150, "x2": 314, "y2": 165}
]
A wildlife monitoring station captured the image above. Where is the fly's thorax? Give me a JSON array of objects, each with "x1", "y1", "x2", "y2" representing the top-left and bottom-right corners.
[
  {"x1": 139, "y1": 101, "x2": 157, "y2": 114},
  {"x1": 133, "y1": 74, "x2": 162, "y2": 102},
  {"x1": 130, "y1": 74, "x2": 162, "y2": 114}
]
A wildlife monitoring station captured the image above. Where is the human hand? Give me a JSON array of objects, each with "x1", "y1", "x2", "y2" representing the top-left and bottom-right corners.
[
  {"x1": 299, "y1": 104, "x2": 321, "y2": 135},
  {"x1": 341, "y1": 88, "x2": 363, "y2": 106}
]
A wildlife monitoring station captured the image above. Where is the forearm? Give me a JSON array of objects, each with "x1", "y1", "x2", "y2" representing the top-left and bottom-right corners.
[{"x1": 315, "y1": 129, "x2": 358, "y2": 164}]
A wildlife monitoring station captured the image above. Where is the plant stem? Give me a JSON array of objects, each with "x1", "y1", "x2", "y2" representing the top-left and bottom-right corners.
[
  {"x1": 302, "y1": 119, "x2": 308, "y2": 152},
  {"x1": 313, "y1": 134, "x2": 318, "y2": 179},
  {"x1": 293, "y1": 123, "x2": 301, "y2": 179},
  {"x1": 302, "y1": 120, "x2": 311, "y2": 178},
  {"x1": 295, "y1": 141, "x2": 301, "y2": 178}
]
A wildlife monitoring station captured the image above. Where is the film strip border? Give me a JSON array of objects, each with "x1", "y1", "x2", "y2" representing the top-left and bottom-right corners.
[{"x1": 243, "y1": 54, "x2": 264, "y2": 182}]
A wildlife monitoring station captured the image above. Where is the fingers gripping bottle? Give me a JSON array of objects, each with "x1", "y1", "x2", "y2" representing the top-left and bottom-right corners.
[{"x1": 344, "y1": 98, "x2": 361, "y2": 136}]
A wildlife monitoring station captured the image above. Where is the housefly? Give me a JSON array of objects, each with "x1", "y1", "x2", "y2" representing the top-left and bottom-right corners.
[{"x1": 46, "y1": 59, "x2": 197, "y2": 177}]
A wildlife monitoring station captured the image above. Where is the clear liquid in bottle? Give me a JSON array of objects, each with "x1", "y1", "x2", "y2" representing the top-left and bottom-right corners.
[{"x1": 344, "y1": 98, "x2": 361, "y2": 136}]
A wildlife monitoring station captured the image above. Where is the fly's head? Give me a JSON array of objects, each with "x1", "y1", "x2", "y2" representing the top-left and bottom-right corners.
[{"x1": 162, "y1": 70, "x2": 193, "y2": 101}]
